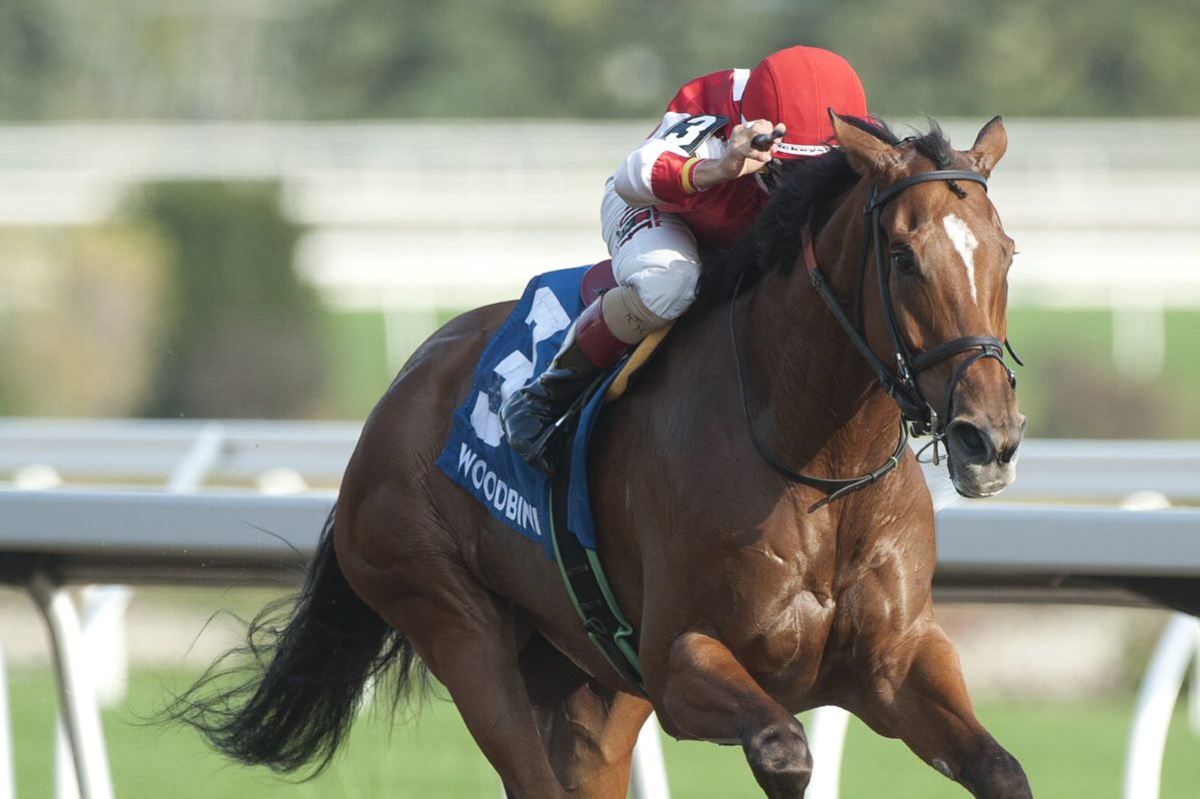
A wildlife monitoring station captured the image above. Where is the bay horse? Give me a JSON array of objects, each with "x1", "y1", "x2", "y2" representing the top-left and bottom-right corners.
[{"x1": 173, "y1": 113, "x2": 1031, "y2": 798}]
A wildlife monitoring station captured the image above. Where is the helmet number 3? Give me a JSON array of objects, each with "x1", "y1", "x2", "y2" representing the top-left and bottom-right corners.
[{"x1": 662, "y1": 115, "x2": 729, "y2": 154}]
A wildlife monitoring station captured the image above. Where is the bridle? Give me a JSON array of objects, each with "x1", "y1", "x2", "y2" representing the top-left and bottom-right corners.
[
  {"x1": 823, "y1": 168, "x2": 1019, "y2": 439},
  {"x1": 733, "y1": 166, "x2": 1021, "y2": 505}
]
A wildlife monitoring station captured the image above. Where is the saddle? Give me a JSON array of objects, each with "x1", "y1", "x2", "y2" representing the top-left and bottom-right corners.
[{"x1": 436, "y1": 261, "x2": 670, "y2": 691}]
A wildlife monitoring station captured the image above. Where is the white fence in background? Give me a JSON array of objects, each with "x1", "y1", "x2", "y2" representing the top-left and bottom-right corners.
[
  {"x1": 1, "y1": 121, "x2": 1199, "y2": 381},
  {"x1": 0, "y1": 418, "x2": 1198, "y2": 799},
  {"x1": 6, "y1": 417, "x2": 1200, "y2": 502},
  {"x1": 1, "y1": 120, "x2": 1198, "y2": 310}
]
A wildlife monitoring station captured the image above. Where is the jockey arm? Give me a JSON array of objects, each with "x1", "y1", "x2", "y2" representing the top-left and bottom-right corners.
[
  {"x1": 692, "y1": 121, "x2": 785, "y2": 189},
  {"x1": 612, "y1": 113, "x2": 784, "y2": 210}
]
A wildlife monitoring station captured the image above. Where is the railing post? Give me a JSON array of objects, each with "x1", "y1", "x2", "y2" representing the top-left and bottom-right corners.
[
  {"x1": 54, "y1": 721, "x2": 77, "y2": 799},
  {"x1": 807, "y1": 705, "x2": 851, "y2": 799},
  {"x1": 630, "y1": 713, "x2": 670, "y2": 799},
  {"x1": 53, "y1": 422, "x2": 229, "y2": 797},
  {"x1": 1123, "y1": 613, "x2": 1200, "y2": 799},
  {"x1": 30, "y1": 572, "x2": 114, "y2": 799},
  {"x1": 165, "y1": 422, "x2": 226, "y2": 492},
  {"x1": 1190, "y1": 623, "x2": 1200, "y2": 736},
  {"x1": 80, "y1": 587, "x2": 133, "y2": 708},
  {"x1": 0, "y1": 642, "x2": 14, "y2": 799}
]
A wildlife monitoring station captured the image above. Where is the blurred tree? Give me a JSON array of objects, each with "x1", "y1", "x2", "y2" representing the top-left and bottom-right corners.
[
  {"x1": 1027, "y1": 354, "x2": 1189, "y2": 439},
  {"x1": 822, "y1": 0, "x2": 1200, "y2": 117},
  {"x1": 0, "y1": 226, "x2": 167, "y2": 416},
  {"x1": 2, "y1": 0, "x2": 1196, "y2": 121},
  {"x1": 136, "y1": 183, "x2": 324, "y2": 418},
  {"x1": 0, "y1": 0, "x2": 66, "y2": 118}
]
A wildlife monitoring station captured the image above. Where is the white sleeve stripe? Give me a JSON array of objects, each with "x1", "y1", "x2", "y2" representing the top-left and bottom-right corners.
[
  {"x1": 613, "y1": 137, "x2": 678, "y2": 206},
  {"x1": 731, "y1": 68, "x2": 750, "y2": 102},
  {"x1": 650, "y1": 111, "x2": 692, "y2": 139}
]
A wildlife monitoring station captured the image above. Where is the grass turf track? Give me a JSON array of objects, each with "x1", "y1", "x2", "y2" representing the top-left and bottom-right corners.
[{"x1": 6, "y1": 667, "x2": 1198, "y2": 798}]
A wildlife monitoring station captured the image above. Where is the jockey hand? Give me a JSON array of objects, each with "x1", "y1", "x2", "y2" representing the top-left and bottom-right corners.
[{"x1": 692, "y1": 120, "x2": 786, "y2": 190}]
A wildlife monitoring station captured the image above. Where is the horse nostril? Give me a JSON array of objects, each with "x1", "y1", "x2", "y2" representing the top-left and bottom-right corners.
[{"x1": 948, "y1": 421, "x2": 994, "y2": 463}]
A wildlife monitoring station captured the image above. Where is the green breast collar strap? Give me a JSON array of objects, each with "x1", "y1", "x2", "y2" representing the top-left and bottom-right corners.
[{"x1": 548, "y1": 470, "x2": 645, "y2": 694}]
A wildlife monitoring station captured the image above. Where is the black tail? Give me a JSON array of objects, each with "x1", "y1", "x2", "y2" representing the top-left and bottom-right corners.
[{"x1": 166, "y1": 509, "x2": 424, "y2": 775}]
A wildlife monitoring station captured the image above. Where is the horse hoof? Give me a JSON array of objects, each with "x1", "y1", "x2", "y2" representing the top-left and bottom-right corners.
[
  {"x1": 744, "y1": 720, "x2": 812, "y2": 798},
  {"x1": 960, "y1": 744, "x2": 1032, "y2": 798}
]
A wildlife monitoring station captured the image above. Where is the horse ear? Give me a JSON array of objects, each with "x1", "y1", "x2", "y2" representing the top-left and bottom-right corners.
[
  {"x1": 829, "y1": 110, "x2": 905, "y2": 185},
  {"x1": 968, "y1": 115, "x2": 1007, "y2": 177}
]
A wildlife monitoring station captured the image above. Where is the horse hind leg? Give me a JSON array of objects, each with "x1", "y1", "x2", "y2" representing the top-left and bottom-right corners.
[
  {"x1": 517, "y1": 632, "x2": 653, "y2": 798},
  {"x1": 361, "y1": 578, "x2": 571, "y2": 798},
  {"x1": 851, "y1": 624, "x2": 1032, "y2": 798},
  {"x1": 653, "y1": 631, "x2": 813, "y2": 798},
  {"x1": 337, "y1": 505, "x2": 569, "y2": 797}
]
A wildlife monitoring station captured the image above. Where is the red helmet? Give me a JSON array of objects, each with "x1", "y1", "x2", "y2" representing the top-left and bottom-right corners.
[{"x1": 742, "y1": 45, "x2": 868, "y2": 159}]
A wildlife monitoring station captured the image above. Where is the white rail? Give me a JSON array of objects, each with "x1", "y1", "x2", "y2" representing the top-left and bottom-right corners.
[
  {"x1": 5, "y1": 418, "x2": 1200, "y2": 501},
  {"x1": 2, "y1": 121, "x2": 1199, "y2": 315},
  {"x1": 0, "y1": 418, "x2": 359, "y2": 486},
  {"x1": 1, "y1": 490, "x2": 1196, "y2": 591}
]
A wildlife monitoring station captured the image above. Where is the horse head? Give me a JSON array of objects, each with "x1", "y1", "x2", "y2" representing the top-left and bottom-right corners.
[{"x1": 830, "y1": 113, "x2": 1025, "y2": 498}]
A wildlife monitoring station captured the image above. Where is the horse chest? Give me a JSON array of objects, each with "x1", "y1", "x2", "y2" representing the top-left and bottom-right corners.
[{"x1": 721, "y1": 570, "x2": 837, "y2": 683}]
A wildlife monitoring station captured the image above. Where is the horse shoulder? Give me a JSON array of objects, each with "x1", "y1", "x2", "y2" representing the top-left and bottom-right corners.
[{"x1": 831, "y1": 461, "x2": 938, "y2": 678}]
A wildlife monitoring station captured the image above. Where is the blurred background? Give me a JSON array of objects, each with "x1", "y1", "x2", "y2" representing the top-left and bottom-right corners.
[
  {"x1": 0, "y1": 0, "x2": 1198, "y2": 797},
  {"x1": 2, "y1": 0, "x2": 1199, "y2": 430}
]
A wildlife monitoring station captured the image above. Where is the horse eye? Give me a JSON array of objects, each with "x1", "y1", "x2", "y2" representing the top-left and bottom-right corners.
[{"x1": 891, "y1": 248, "x2": 918, "y2": 274}]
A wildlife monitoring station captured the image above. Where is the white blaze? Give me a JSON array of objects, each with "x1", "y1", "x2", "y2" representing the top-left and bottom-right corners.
[{"x1": 942, "y1": 213, "x2": 980, "y2": 304}]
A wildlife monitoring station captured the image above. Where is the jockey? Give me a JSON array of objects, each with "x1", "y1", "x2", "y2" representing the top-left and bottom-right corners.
[{"x1": 502, "y1": 45, "x2": 868, "y2": 471}]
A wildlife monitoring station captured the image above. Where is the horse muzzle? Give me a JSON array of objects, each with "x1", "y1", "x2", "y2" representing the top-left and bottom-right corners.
[{"x1": 944, "y1": 412, "x2": 1026, "y2": 497}]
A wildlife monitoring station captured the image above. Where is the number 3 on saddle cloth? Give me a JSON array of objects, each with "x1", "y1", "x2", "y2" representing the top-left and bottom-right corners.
[
  {"x1": 436, "y1": 262, "x2": 664, "y2": 686},
  {"x1": 436, "y1": 261, "x2": 666, "y2": 559}
]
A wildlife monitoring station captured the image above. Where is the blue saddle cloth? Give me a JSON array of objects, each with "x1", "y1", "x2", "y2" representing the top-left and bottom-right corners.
[{"x1": 436, "y1": 266, "x2": 614, "y2": 559}]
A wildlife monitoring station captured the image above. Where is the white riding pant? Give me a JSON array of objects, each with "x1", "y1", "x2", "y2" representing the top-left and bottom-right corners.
[{"x1": 600, "y1": 178, "x2": 701, "y2": 322}]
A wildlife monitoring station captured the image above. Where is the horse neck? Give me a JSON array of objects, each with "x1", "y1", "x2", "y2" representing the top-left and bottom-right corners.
[{"x1": 738, "y1": 182, "x2": 902, "y2": 473}]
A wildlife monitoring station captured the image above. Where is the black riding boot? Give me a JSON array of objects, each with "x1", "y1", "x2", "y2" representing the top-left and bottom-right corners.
[{"x1": 500, "y1": 333, "x2": 602, "y2": 474}]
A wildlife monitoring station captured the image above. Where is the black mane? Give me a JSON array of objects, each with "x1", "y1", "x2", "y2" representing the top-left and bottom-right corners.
[{"x1": 696, "y1": 116, "x2": 955, "y2": 303}]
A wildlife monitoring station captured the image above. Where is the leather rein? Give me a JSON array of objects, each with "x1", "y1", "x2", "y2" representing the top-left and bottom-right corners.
[{"x1": 732, "y1": 168, "x2": 1019, "y2": 505}]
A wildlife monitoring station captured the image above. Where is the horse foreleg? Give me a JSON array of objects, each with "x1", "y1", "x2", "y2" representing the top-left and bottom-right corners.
[
  {"x1": 518, "y1": 633, "x2": 652, "y2": 798},
  {"x1": 652, "y1": 631, "x2": 813, "y2": 798},
  {"x1": 852, "y1": 623, "x2": 1033, "y2": 799}
]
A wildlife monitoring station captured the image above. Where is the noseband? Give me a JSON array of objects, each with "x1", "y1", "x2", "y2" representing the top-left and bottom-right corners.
[{"x1": 732, "y1": 168, "x2": 1020, "y2": 505}]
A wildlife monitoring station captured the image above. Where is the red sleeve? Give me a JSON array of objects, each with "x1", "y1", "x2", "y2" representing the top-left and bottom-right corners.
[{"x1": 650, "y1": 152, "x2": 704, "y2": 207}]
